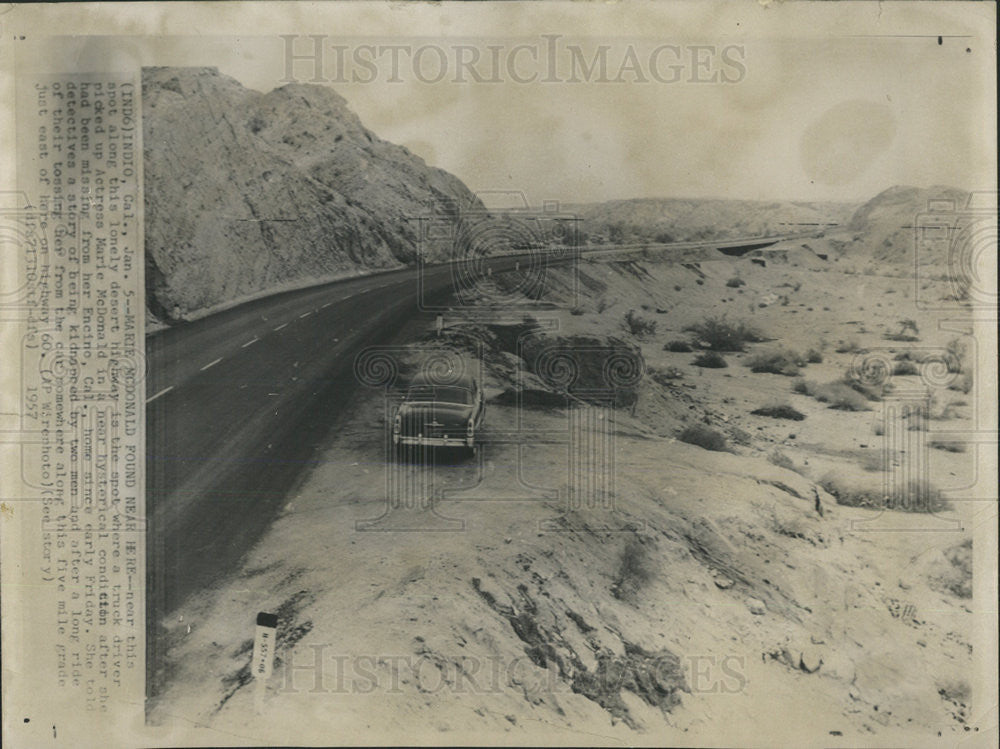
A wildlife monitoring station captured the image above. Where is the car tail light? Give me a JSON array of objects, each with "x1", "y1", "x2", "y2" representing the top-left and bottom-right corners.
[{"x1": 467, "y1": 417, "x2": 475, "y2": 438}]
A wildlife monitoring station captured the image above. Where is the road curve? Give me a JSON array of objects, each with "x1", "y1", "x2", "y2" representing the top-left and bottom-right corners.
[{"x1": 145, "y1": 256, "x2": 538, "y2": 617}]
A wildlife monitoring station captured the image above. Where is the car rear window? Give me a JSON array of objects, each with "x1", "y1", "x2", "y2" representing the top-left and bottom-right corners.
[{"x1": 406, "y1": 385, "x2": 473, "y2": 405}]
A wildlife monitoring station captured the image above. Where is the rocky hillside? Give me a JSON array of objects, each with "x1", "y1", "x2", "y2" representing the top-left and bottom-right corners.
[
  {"x1": 843, "y1": 184, "x2": 970, "y2": 266},
  {"x1": 569, "y1": 198, "x2": 857, "y2": 245},
  {"x1": 143, "y1": 67, "x2": 481, "y2": 322}
]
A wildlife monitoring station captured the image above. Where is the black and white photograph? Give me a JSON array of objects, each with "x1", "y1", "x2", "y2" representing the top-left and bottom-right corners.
[{"x1": 1, "y1": 2, "x2": 997, "y2": 747}]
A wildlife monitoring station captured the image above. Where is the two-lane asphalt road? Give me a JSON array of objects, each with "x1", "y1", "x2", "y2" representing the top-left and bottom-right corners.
[{"x1": 145, "y1": 255, "x2": 541, "y2": 626}]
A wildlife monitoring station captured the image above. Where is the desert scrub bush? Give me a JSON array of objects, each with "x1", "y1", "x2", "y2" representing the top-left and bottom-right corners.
[
  {"x1": 569, "y1": 304, "x2": 586, "y2": 316},
  {"x1": 884, "y1": 318, "x2": 920, "y2": 342},
  {"x1": 930, "y1": 440, "x2": 966, "y2": 453},
  {"x1": 945, "y1": 336, "x2": 968, "y2": 364},
  {"x1": 805, "y1": 348, "x2": 824, "y2": 364},
  {"x1": 726, "y1": 276, "x2": 746, "y2": 288},
  {"x1": 595, "y1": 296, "x2": 610, "y2": 313},
  {"x1": 751, "y1": 404, "x2": 805, "y2": 420},
  {"x1": 746, "y1": 348, "x2": 803, "y2": 376},
  {"x1": 948, "y1": 370, "x2": 973, "y2": 394},
  {"x1": 729, "y1": 426, "x2": 753, "y2": 446},
  {"x1": 678, "y1": 424, "x2": 728, "y2": 451},
  {"x1": 820, "y1": 476, "x2": 949, "y2": 513},
  {"x1": 938, "y1": 539, "x2": 972, "y2": 598},
  {"x1": 649, "y1": 366, "x2": 684, "y2": 385},
  {"x1": 768, "y1": 449, "x2": 796, "y2": 471},
  {"x1": 763, "y1": 505, "x2": 811, "y2": 542},
  {"x1": 692, "y1": 351, "x2": 728, "y2": 368},
  {"x1": 860, "y1": 451, "x2": 888, "y2": 473},
  {"x1": 663, "y1": 339, "x2": 693, "y2": 353},
  {"x1": 793, "y1": 380, "x2": 871, "y2": 411},
  {"x1": 840, "y1": 374, "x2": 883, "y2": 402},
  {"x1": 931, "y1": 395, "x2": 965, "y2": 421},
  {"x1": 624, "y1": 309, "x2": 657, "y2": 338},
  {"x1": 612, "y1": 537, "x2": 654, "y2": 600},
  {"x1": 834, "y1": 339, "x2": 863, "y2": 354},
  {"x1": 683, "y1": 315, "x2": 764, "y2": 352}
]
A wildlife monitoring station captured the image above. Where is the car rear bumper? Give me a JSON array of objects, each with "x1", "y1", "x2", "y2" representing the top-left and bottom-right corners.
[{"x1": 395, "y1": 434, "x2": 474, "y2": 448}]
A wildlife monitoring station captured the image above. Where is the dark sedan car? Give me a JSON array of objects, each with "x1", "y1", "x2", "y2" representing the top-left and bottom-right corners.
[{"x1": 392, "y1": 371, "x2": 484, "y2": 457}]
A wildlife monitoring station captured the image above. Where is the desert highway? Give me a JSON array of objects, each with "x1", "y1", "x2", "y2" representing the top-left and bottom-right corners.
[
  {"x1": 145, "y1": 253, "x2": 542, "y2": 625},
  {"x1": 145, "y1": 234, "x2": 817, "y2": 624}
]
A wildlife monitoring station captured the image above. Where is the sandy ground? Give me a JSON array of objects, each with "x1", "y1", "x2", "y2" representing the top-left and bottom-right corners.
[{"x1": 146, "y1": 241, "x2": 990, "y2": 746}]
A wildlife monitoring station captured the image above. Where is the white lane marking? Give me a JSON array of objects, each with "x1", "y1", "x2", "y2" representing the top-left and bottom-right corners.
[
  {"x1": 200, "y1": 357, "x2": 223, "y2": 371},
  {"x1": 322, "y1": 302, "x2": 332, "y2": 308},
  {"x1": 146, "y1": 386, "x2": 174, "y2": 404},
  {"x1": 273, "y1": 323, "x2": 288, "y2": 331},
  {"x1": 299, "y1": 311, "x2": 312, "y2": 319},
  {"x1": 242, "y1": 337, "x2": 259, "y2": 348},
  {"x1": 339, "y1": 295, "x2": 350, "y2": 301},
  {"x1": 359, "y1": 288, "x2": 371, "y2": 294}
]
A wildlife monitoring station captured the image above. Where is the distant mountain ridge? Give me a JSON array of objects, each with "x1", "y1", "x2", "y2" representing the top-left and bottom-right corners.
[
  {"x1": 567, "y1": 197, "x2": 859, "y2": 245},
  {"x1": 143, "y1": 67, "x2": 482, "y2": 322}
]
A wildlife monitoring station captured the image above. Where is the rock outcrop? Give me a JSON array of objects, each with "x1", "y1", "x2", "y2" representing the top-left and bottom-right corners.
[{"x1": 143, "y1": 67, "x2": 482, "y2": 322}]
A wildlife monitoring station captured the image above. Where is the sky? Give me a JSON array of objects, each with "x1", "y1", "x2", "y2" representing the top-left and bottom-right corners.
[{"x1": 22, "y1": 1, "x2": 997, "y2": 206}]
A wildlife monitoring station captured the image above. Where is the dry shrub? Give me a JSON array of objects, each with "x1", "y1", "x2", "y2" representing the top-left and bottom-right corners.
[
  {"x1": 693, "y1": 351, "x2": 728, "y2": 368},
  {"x1": 860, "y1": 451, "x2": 888, "y2": 473},
  {"x1": 746, "y1": 348, "x2": 803, "y2": 376},
  {"x1": 835, "y1": 339, "x2": 863, "y2": 354},
  {"x1": 949, "y1": 370, "x2": 973, "y2": 394},
  {"x1": 664, "y1": 339, "x2": 693, "y2": 352},
  {"x1": 678, "y1": 424, "x2": 728, "y2": 451},
  {"x1": 768, "y1": 449, "x2": 796, "y2": 471},
  {"x1": 650, "y1": 366, "x2": 684, "y2": 385},
  {"x1": 940, "y1": 539, "x2": 972, "y2": 598},
  {"x1": 612, "y1": 537, "x2": 654, "y2": 600},
  {"x1": 683, "y1": 315, "x2": 764, "y2": 352},
  {"x1": 820, "y1": 475, "x2": 949, "y2": 513},
  {"x1": 794, "y1": 379, "x2": 870, "y2": 411},
  {"x1": 625, "y1": 309, "x2": 657, "y2": 337},
  {"x1": 840, "y1": 373, "x2": 883, "y2": 402},
  {"x1": 752, "y1": 404, "x2": 805, "y2": 420},
  {"x1": 929, "y1": 440, "x2": 966, "y2": 453}
]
